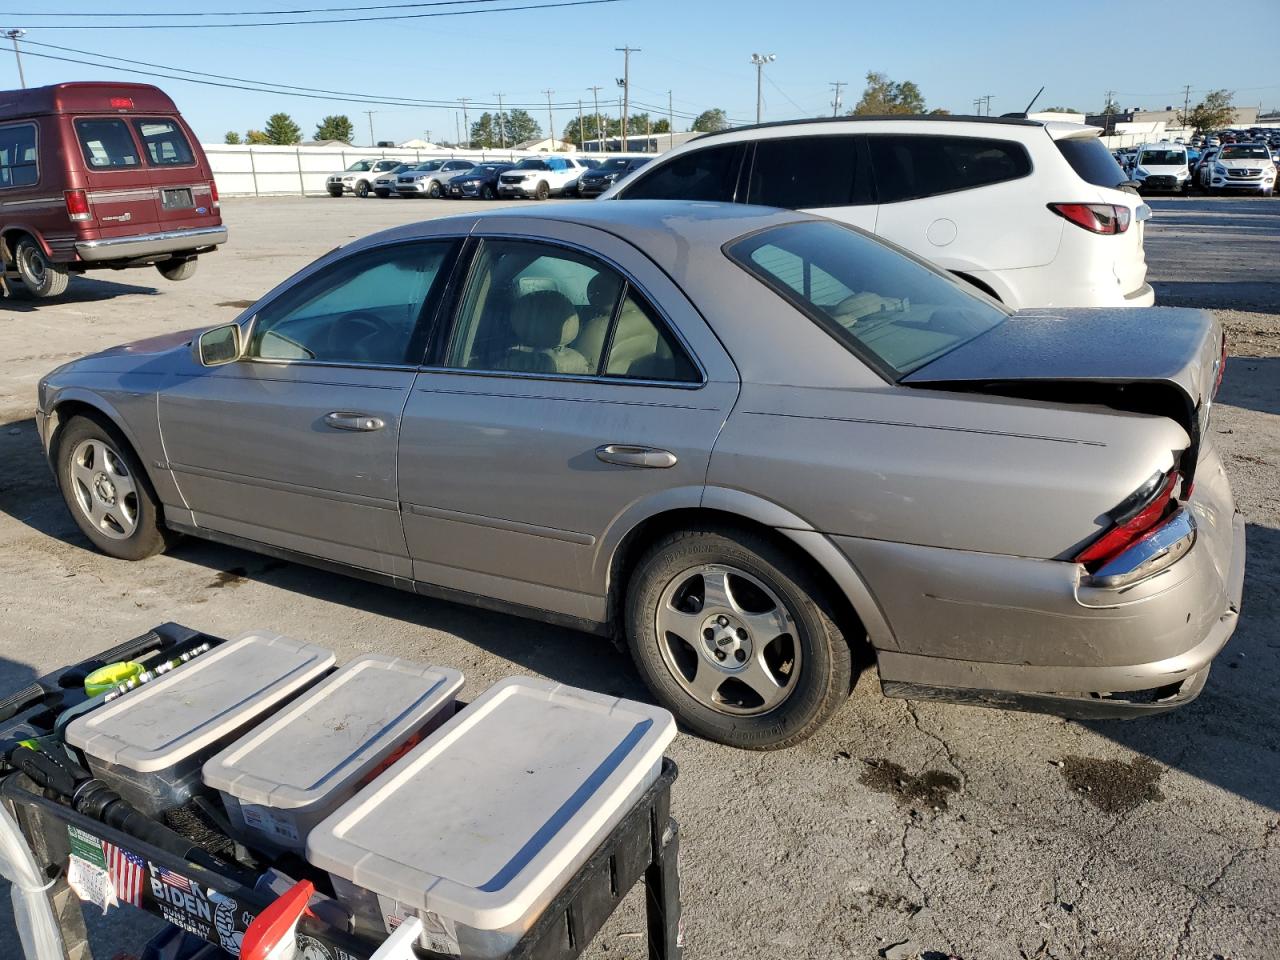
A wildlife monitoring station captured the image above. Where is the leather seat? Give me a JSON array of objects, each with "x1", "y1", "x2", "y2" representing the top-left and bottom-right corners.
[{"x1": 503, "y1": 290, "x2": 591, "y2": 375}]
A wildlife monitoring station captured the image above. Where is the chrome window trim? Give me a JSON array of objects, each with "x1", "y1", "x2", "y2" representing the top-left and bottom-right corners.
[
  {"x1": 0, "y1": 121, "x2": 40, "y2": 192},
  {"x1": 414, "y1": 364, "x2": 708, "y2": 391},
  {"x1": 438, "y1": 231, "x2": 708, "y2": 387}
]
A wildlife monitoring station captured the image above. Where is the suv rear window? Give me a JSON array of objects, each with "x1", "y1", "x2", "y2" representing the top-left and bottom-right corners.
[
  {"x1": 132, "y1": 118, "x2": 194, "y2": 166},
  {"x1": 868, "y1": 135, "x2": 1032, "y2": 203},
  {"x1": 727, "y1": 220, "x2": 1007, "y2": 379},
  {"x1": 1055, "y1": 136, "x2": 1127, "y2": 188},
  {"x1": 747, "y1": 135, "x2": 873, "y2": 209},
  {"x1": 75, "y1": 118, "x2": 142, "y2": 169},
  {"x1": 620, "y1": 144, "x2": 745, "y2": 202}
]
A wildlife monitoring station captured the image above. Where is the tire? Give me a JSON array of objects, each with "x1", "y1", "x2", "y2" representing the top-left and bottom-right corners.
[
  {"x1": 13, "y1": 237, "x2": 70, "y2": 299},
  {"x1": 427, "y1": 180, "x2": 442, "y2": 199},
  {"x1": 54, "y1": 415, "x2": 176, "y2": 561},
  {"x1": 327, "y1": 186, "x2": 343, "y2": 197},
  {"x1": 534, "y1": 180, "x2": 550, "y2": 201},
  {"x1": 354, "y1": 180, "x2": 370, "y2": 198},
  {"x1": 624, "y1": 526, "x2": 853, "y2": 750},
  {"x1": 156, "y1": 258, "x2": 197, "y2": 282},
  {"x1": 481, "y1": 184, "x2": 496, "y2": 200}
]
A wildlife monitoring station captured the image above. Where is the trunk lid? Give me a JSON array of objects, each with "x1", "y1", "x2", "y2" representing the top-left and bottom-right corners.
[{"x1": 903, "y1": 306, "x2": 1224, "y2": 477}]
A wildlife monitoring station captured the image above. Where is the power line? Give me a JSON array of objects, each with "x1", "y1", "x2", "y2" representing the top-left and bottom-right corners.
[
  {"x1": 764, "y1": 72, "x2": 811, "y2": 118},
  {"x1": 14, "y1": 0, "x2": 524, "y2": 16},
  {"x1": 3, "y1": 0, "x2": 623, "y2": 29}
]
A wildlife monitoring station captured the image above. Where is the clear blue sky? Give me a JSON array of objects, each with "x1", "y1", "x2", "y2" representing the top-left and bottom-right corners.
[{"x1": 6, "y1": 0, "x2": 1278, "y2": 144}]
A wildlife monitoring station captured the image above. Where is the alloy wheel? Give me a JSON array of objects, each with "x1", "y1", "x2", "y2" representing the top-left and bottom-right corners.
[{"x1": 68, "y1": 438, "x2": 138, "y2": 540}]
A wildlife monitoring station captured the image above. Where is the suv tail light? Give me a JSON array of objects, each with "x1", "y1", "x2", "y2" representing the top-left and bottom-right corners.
[
  {"x1": 1048, "y1": 202, "x2": 1132, "y2": 234},
  {"x1": 64, "y1": 189, "x2": 91, "y2": 222},
  {"x1": 209, "y1": 180, "x2": 220, "y2": 209},
  {"x1": 1075, "y1": 469, "x2": 1181, "y2": 568}
]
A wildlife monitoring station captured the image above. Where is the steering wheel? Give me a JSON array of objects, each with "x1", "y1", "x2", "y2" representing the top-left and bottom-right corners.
[{"x1": 328, "y1": 311, "x2": 399, "y2": 362}]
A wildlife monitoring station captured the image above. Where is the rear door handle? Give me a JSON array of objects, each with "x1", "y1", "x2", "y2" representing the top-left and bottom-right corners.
[
  {"x1": 595, "y1": 444, "x2": 678, "y2": 469},
  {"x1": 324, "y1": 411, "x2": 385, "y2": 432}
]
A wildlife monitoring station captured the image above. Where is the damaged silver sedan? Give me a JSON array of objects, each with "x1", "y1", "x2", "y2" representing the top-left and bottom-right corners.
[{"x1": 35, "y1": 201, "x2": 1245, "y2": 749}]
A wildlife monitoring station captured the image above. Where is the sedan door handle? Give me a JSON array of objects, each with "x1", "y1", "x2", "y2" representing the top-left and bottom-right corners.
[
  {"x1": 324, "y1": 411, "x2": 385, "y2": 432},
  {"x1": 595, "y1": 444, "x2": 678, "y2": 469}
]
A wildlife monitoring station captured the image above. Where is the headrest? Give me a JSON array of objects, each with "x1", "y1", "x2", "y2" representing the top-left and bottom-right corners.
[
  {"x1": 511, "y1": 290, "x2": 580, "y2": 350},
  {"x1": 586, "y1": 272, "x2": 621, "y2": 311}
]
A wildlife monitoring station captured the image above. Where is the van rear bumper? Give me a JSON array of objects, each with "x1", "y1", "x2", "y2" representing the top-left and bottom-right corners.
[{"x1": 74, "y1": 226, "x2": 228, "y2": 262}]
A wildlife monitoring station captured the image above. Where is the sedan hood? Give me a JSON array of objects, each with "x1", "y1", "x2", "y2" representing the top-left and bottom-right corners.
[{"x1": 92, "y1": 327, "x2": 203, "y2": 358}]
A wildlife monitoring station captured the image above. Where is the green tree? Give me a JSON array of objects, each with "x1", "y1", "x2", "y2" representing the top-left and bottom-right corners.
[
  {"x1": 244, "y1": 129, "x2": 271, "y2": 145},
  {"x1": 263, "y1": 112, "x2": 302, "y2": 145},
  {"x1": 1043, "y1": 106, "x2": 1079, "y2": 113},
  {"x1": 850, "y1": 71, "x2": 927, "y2": 115},
  {"x1": 691, "y1": 108, "x2": 728, "y2": 133},
  {"x1": 314, "y1": 114, "x2": 354, "y2": 143},
  {"x1": 470, "y1": 112, "x2": 500, "y2": 147},
  {"x1": 1180, "y1": 89, "x2": 1235, "y2": 134},
  {"x1": 653, "y1": 117, "x2": 671, "y2": 134},
  {"x1": 505, "y1": 108, "x2": 542, "y2": 145},
  {"x1": 224, "y1": 131, "x2": 242, "y2": 145}
]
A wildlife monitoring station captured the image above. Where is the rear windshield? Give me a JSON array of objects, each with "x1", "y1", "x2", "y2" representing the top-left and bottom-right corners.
[
  {"x1": 1056, "y1": 136, "x2": 1127, "y2": 188},
  {"x1": 75, "y1": 118, "x2": 142, "y2": 170},
  {"x1": 132, "y1": 118, "x2": 194, "y2": 166},
  {"x1": 512, "y1": 158, "x2": 549, "y2": 170},
  {"x1": 727, "y1": 221, "x2": 1008, "y2": 379},
  {"x1": 1137, "y1": 149, "x2": 1185, "y2": 165}
]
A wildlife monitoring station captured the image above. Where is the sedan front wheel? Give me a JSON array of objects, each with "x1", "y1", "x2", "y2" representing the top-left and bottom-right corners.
[{"x1": 625, "y1": 527, "x2": 853, "y2": 749}]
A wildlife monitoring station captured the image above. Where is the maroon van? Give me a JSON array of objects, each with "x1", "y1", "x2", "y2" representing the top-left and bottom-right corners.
[{"x1": 0, "y1": 81, "x2": 226, "y2": 299}]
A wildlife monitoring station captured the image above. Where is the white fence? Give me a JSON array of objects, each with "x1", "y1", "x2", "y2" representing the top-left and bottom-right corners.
[{"x1": 204, "y1": 144, "x2": 546, "y2": 197}]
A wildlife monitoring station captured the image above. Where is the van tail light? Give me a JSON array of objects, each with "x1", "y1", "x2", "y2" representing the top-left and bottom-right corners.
[
  {"x1": 209, "y1": 180, "x2": 220, "y2": 209},
  {"x1": 1075, "y1": 469, "x2": 1181, "y2": 568},
  {"x1": 64, "y1": 189, "x2": 92, "y2": 222},
  {"x1": 109, "y1": 97, "x2": 134, "y2": 110},
  {"x1": 1048, "y1": 202, "x2": 1131, "y2": 234}
]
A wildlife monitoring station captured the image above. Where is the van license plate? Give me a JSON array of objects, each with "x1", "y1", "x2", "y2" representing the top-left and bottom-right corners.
[{"x1": 161, "y1": 188, "x2": 194, "y2": 210}]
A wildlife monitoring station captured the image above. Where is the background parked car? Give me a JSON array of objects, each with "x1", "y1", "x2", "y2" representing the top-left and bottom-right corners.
[
  {"x1": 326, "y1": 158, "x2": 402, "y2": 198},
  {"x1": 497, "y1": 156, "x2": 589, "y2": 199},
  {"x1": 603, "y1": 115, "x2": 1154, "y2": 308},
  {"x1": 447, "y1": 162, "x2": 514, "y2": 199},
  {"x1": 578, "y1": 156, "x2": 653, "y2": 197},
  {"x1": 1201, "y1": 142, "x2": 1276, "y2": 195},
  {"x1": 395, "y1": 158, "x2": 476, "y2": 198},
  {"x1": 1131, "y1": 142, "x2": 1191, "y2": 194},
  {"x1": 372, "y1": 163, "x2": 413, "y2": 197}
]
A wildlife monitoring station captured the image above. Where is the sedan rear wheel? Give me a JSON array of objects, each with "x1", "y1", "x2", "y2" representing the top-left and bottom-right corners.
[
  {"x1": 534, "y1": 180, "x2": 550, "y2": 201},
  {"x1": 625, "y1": 527, "x2": 853, "y2": 749}
]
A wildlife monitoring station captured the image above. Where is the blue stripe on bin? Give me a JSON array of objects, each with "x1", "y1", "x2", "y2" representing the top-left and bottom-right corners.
[{"x1": 477, "y1": 718, "x2": 653, "y2": 893}]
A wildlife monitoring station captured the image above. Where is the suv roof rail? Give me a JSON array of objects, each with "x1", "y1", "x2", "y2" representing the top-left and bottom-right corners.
[{"x1": 690, "y1": 112, "x2": 1044, "y2": 142}]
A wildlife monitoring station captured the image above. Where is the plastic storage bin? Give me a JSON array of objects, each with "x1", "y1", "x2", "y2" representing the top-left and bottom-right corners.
[
  {"x1": 66, "y1": 631, "x2": 335, "y2": 816},
  {"x1": 306, "y1": 677, "x2": 676, "y2": 959},
  {"x1": 202, "y1": 655, "x2": 463, "y2": 853}
]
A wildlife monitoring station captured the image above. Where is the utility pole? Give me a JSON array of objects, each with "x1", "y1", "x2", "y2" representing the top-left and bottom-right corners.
[
  {"x1": 577, "y1": 99, "x2": 585, "y2": 150},
  {"x1": 1103, "y1": 89, "x2": 1117, "y2": 134},
  {"x1": 645, "y1": 114, "x2": 651, "y2": 152},
  {"x1": 5, "y1": 29, "x2": 25, "y2": 89},
  {"x1": 617, "y1": 97, "x2": 623, "y2": 151},
  {"x1": 364, "y1": 110, "x2": 376, "y2": 146},
  {"x1": 459, "y1": 97, "x2": 471, "y2": 148},
  {"x1": 830, "y1": 80, "x2": 845, "y2": 117},
  {"x1": 542, "y1": 89, "x2": 555, "y2": 148},
  {"x1": 454, "y1": 112, "x2": 461, "y2": 148},
  {"x1": 494, "y1": 92, "x2": 506, "y2": 148},
  {"x1": 750, "y1": 53, "x2": 776, "y2": 124},
  {"x1": 1181, "y1": 84, "x2": 1192, "y2": 128},
  {"x1": 668, "y1": 90, "x2": 674, "y2": 151},
  {"x1": 588, "y1": 85, "x2": 603, "y2": 149},
  {"x1": 979, "y1": 94, "x2": 993, "y2": 116},
  {"x1": 615, "y1": 46, "x2": 640, "y2": 152}
]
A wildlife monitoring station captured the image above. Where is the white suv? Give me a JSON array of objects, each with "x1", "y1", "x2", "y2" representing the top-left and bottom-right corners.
[
  {"x1": 325, "y1": 159, "x2": 403, "y2": 198},
  {"x1": 602, "y1": 116, "x2": 1154, "y2": 309},
  {"x1": 1200, "y1": 142, "x2": 1276, "y2": 196},
  {"x1": 497, "y1": 156, "x2": 588, "y2": 200},
  {"x1": 1130, "y1": 142, "x2": 1191, "y2": 194}
]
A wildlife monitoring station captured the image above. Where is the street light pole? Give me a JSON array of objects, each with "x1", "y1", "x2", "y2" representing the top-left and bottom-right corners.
[
  {"x1": 750, "y1": 53, "x2": 776, "y2": 125},
  {"x1": 5, "y1": 29, "x2": 26, "y2": 89}
]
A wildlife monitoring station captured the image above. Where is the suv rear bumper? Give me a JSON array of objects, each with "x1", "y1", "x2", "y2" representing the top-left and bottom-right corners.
[{"x1": 75, "y1": 226, "x2": 228, "y2": 263}]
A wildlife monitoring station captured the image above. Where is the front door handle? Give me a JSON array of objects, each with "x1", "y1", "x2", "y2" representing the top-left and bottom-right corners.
[
  {"x1": 595, "y1": 444, "x2": 678, "y2": 469},
  {"x1": 324, "y1": 411, "x2": 385, "y2": 432}
]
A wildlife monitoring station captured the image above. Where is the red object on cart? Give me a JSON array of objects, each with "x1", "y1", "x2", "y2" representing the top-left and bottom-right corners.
[{"x1": 240, "y1": 880, "x2": 315, "y2": 960}]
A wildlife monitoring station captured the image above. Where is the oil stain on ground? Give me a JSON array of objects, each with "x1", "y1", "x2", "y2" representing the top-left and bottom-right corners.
[
  {"x1": 859, "y1": 758, "x2": 960, "y2": 811},
  {"x1": 216, "y1": 299, "x2": 255, "y2": 309},
  {"x1": 206, "y1": 559, "x2": 288, "y2": 589},
  {"x1": 1059, "y1": 756, "x2": 1165, "y2": 814}
]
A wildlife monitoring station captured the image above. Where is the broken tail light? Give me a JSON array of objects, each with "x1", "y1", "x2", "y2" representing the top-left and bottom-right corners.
[
  {"x1": 1048, "y1": 202, "x2": 1132, "y2": 234},
  {"x1": 1076, "y1": 469, "x2": 1181, "y2": 568}
]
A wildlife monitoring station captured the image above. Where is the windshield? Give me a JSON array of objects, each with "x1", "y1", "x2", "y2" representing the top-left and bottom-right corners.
[
  {"x1": 595, "y1": 158, "x2": 631, "y2": 173},
  {"x1": 345, "y1": 160, "x2": 372, "y2": 172},
  {"x1": 1220, "y1": 144, "x2": 1270, "y2": 160},
  {"x1": 384, "y1": 164, "x2": 410, "y2": 174},
  {"x1": 470, "y1": 165, "x2": 500, "y2": 175},
  {"x1": 727, "y1": 221, "x2": 1008, "y2": 379},
  {"x1": 1138, "y1": 149, "x2": 1186, "y2": 166},
  {"x1": 513, "y1": 158, "x2": 549, "y2": 170},
  {"x1": 1056, "y1": 137, "x2": 1127, "y2": 188},
  {"x1": 414, "y1": 160, "x2": 445, "y2": 171}
]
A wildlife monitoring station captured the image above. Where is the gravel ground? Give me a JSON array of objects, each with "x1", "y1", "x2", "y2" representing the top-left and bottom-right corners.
[{"x1": 0, "y1": 195, "x2": 1276, "y2": 960}]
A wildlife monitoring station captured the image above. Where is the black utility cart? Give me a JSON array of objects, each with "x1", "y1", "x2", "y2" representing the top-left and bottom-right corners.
[{"x1": 0, "y1": 624, "x2": 683, "y2": 960}]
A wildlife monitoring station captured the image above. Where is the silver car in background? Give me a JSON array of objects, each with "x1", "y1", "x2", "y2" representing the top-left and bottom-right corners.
[
  {"x1": 35, "y1": 202, "x2": 1244, "y2": 749},
  {"x1": 395, "y1": 158, "x2": 476, "y2": 198}
]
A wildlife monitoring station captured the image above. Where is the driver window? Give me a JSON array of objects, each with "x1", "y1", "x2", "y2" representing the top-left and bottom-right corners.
[{"x1": 248, "y1": 242, "x2": 452, "y2": 365}]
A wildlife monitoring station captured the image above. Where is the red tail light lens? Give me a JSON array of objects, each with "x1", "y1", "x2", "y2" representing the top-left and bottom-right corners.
[
  {"x1": 1075, "y1": 470, "x2": 1181, "y2": 567},
  {"x1": 109, "y1": 97, "x2": 134, "y2": 110},
  {"x1": 1048, "y1": 202, "x2": 1131, "y2": 234},
  {"x1": 209, "y1": 180, "x2": 220, "y2": 208},
  {"x1": 64, "y1": 189, "x2": 91, "y2": 222}
]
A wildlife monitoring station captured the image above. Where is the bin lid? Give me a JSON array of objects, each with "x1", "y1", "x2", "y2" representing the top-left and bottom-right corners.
[
  {"x1": 306, "y1": 677, "x2": 675, "y2": 930},
  {"x1": 202, "y1": 655, "x2": 463, "y2": 810},
  {"x1": 66, "y1": 631, "x2": 335, "y2": 773}
]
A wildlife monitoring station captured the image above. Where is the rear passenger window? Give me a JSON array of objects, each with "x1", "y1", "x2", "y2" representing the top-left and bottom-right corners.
[
  {"x1": 869, "y1": 135, "x2": 1031, "y2": 203},
  {"x1": 0, "y1": 122, "x2": 38, "y2": 188},
  {"x1": 604, "y1": 293, "x2": 699, "y2": 382},
  {"x1": 620, "y1": 144, "x2": 745, "y2": 202},
  {"x1": 132, "y1": 118, "x2": 195, "y2": 166},
  {"x1": 747, "y1": 136, "x2": 872, "y2": 209},
  {"x1": 75, "y1": 119, "x2": 142, "y2": 169}
]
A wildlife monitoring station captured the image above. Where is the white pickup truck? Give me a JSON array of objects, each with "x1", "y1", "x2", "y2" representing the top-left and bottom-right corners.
[{"x1": 497, "y1": 156, "x2": 588, "y2": 199}]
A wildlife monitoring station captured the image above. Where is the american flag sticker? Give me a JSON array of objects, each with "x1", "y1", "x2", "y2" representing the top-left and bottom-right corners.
[
  {"x1": 103, "y1": 843, "x2": 147, "y2": 908},
  {"x1": 154, "y1": 865, "x2": 193, "y2": 893}
]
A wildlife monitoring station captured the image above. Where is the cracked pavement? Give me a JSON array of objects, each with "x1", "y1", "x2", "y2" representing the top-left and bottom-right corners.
[{"x1": 0, "y1": 196, "x2": 1278, "y2": 959}]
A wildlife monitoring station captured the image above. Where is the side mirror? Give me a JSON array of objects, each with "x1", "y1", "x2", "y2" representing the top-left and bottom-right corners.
[{"x1": 193, "y1": 323, "x2": 243, "y2": 366}]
